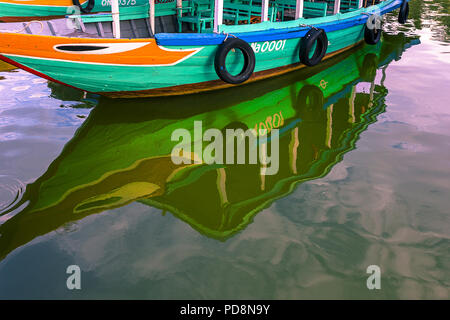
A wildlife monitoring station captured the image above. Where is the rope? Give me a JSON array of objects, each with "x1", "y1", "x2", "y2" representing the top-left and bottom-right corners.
[
  {"x1": 299, "y1": 24, "x2": 318, "y2": 30},
  {"x1": 222, "y1": 32, "x2": 237, "y2": 42},
  {"x1": 360, "y1": 11, "x2": 376, "y2": 22},
  {"x1": 0, "y1": 20, "x2": 44, "y2": 34}
]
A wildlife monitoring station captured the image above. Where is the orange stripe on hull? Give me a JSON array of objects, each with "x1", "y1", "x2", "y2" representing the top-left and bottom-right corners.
[{"x1": 0, "y1": 33, "x2": 199, "y2": 66}]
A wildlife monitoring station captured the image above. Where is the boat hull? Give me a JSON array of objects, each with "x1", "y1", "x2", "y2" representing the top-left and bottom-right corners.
[{"x1": 0, "y1": 0, "x2": 406, "y2": 98}]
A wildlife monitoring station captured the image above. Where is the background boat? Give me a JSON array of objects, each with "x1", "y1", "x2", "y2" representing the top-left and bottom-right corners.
[{"x1": 0, "y1": 0, "x2": 150, "y2": 22}]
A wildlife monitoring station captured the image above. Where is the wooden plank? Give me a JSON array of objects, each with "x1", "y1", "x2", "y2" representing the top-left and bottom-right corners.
[
  {"x1": 130, "y1": 19, "x2": 139, "y2": 37},
  {"x1": 144, "y1": 18, "x2": 152, "y2": 36},
  {"x1": 46, "y1": 21, "x2": 57, "y2": 36},
  {"x1": 79, "y1": 19, "x2": 86, "y2": 33},
  {"x1": 22, "y1": 22, "x2": 32, "y2": 34},
  {"x1": 96, "y1": 22, "x2": 105, "y2": 37}
]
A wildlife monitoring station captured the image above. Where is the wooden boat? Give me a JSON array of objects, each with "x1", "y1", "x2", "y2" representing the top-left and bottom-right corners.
[
  {"x1": 0, "y1": 0, "x2": 150, "y2": 22},
  {"x1": 0, "y1": 0, "x2": 410, "y2": 98},
  {"x1": 0, "y1": 33, "x2": 419, "y2": 260}
]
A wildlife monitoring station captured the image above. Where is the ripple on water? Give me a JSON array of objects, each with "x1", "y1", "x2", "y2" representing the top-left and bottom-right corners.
[
  {"x1": 0, "y1": 175, "x2": 25, "y2": 214},
  {"x1": 32, "y1": 79, "x2": 47, "y2": 84},
  {"x1": 11, "y1": 85, "x2": 31, "y2": 92}
]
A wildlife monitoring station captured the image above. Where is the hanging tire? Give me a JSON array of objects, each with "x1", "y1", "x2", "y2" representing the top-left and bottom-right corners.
[
  {"x1": 364, "y1": 16, "x2": 382, "y2": 45},
  {"x1": 299, "y1": 28, "x2": 328, "y2": 67},
  {"x1": 398, "y1": 0, "x2": 409, "y2": 24},
  {"x1": 214, "y1": 37, "x2": 256, "y2": 85},
  {"x1": 73, "y1": 0, "x2": 96, "y2": 14}
]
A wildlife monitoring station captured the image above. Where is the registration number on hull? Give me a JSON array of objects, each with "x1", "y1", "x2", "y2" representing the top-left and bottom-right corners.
[
  {"x1": 251, "y1": 40, "x2": 287, "y2": 53},
  {"x1": 101, "y1": 0, "x2": 137, "y2": 6}
]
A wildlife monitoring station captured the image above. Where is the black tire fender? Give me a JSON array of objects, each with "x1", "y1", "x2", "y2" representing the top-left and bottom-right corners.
[
  {"x1": 214, "y1": 37, "x2": 256, "y2": 85},
  {"x1": 398, "y1": 0, "x2": 409, "y2": 24},
  {"x1": 364, "y1": 15, "x2": 382, "y2": 45},
  {"x1": 299, "y1": 28, "x2": 328, "y2": 67},
  {"x1": 73, "y1": 0, "x2": 96, "y2": 14}
]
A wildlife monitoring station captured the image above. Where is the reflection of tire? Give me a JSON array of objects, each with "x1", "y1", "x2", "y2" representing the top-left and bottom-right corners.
[
  {"x1": 398, "y1": 1, "x2": 409, "y2": 24},
  {"x1": 222, "y1": 121, "x2": 249, "y2": 132},
  {"x1": 214, "y1": 38, "x2": 255, "y2": 84},
  {"x1": 364, "y1": 19, "x2": 382, "y2": 45},
  {"x1": 73, "y1": 0, "x2": 95, "y2": 14},
  {"x1": 360, "y1": 54, "x2": 378, "y2": 82},
  {"x1": 221, "y1": 122, "x2": 251, "y2": 163},
  {"x1": 296, "y1": 85, "x2": 325, "y2": 121},
  {"x1": 299, "y1": 28, "x2": 328, "y2": 66}
]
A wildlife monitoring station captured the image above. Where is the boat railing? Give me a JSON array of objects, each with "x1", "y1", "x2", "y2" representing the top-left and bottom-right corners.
[{"x1": 63, "y1": 0, "x2": 386, "y2": 37}]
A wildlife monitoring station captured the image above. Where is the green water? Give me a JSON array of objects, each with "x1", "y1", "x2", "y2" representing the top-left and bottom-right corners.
[{"x1": 0, "y1": 0, "x2": 449, "y2": 299}]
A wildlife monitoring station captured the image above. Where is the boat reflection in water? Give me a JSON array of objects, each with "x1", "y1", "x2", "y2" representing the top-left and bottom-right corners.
[
  {"x1": 0, "y1": 60, "x2": 15, "y2": 72},
  {"x1": 0, "y1": 33, "x2": 419, "y2": 261}
]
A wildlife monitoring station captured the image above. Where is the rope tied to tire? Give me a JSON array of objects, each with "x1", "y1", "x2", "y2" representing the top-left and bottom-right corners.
[
  {"x1": 222, "y1": 32, "x2": 237, "y2": 43},
  {"x1": 299, "y1": 24, "x2": 318, "y2": 30}
]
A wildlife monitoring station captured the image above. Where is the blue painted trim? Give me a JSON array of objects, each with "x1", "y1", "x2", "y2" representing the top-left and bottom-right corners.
[{"x1": 155, "y1": 0, "x2": 405, "y2": 46}]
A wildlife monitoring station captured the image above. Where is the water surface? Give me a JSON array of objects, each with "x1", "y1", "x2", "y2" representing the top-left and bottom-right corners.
[{"x1": 0, "y1": 0, "x2": 449, "y2": 299}]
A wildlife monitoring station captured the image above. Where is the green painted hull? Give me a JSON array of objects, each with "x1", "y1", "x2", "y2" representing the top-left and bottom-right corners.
[
  {"x1": 5, "y1": 26, "x2": 364, "y2": 93},
  {"x1": 0, "y1": 0, "x2": 406, "y2": 96},
  {"x1": 0, "y1": 33, "x2": 418, "y2": 259}
]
